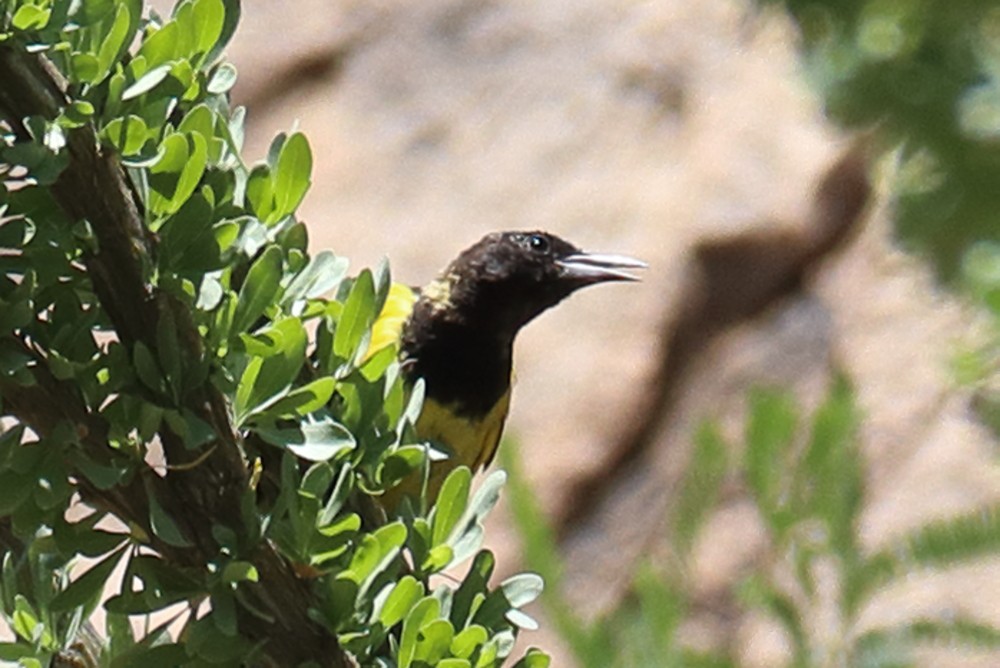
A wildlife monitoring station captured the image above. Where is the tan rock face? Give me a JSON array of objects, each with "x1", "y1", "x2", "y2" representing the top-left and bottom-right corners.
[
  {"x1": 227, "y1": 0, "x2": 838, "y2": 514},
  {"x1": 211, "y1": 0, "x2": 1000, "y2": 665}
]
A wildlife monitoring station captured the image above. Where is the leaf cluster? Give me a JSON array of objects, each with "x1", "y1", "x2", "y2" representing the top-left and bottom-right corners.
[
  {"x1": 757, "y1": 0, "x2": 1000, "y2": 278},
  {"x1": 506, "y1": 379, "x2": 1000, "y2": 667},
  {"x1": 0, "y1": 1, "x2": 549, "y2": 666}
]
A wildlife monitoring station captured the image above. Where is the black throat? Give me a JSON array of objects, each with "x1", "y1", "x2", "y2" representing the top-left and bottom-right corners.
[{"x1": 399, "y1": 298, "x2": 514, "y2": 419}]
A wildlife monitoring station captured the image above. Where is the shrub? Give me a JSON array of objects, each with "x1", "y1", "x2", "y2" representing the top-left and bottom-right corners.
[{"x1": 0, "y1": 2, "x2": 547, "y2": 666}]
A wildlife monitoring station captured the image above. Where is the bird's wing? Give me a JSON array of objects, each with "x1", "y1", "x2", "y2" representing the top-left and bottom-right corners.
[
  {"x1": 471, "y1": 387, "x2": 511, "y2": 470},
  {"x1": 365, "y1": 282, "x2": 418, "y2": 361}
]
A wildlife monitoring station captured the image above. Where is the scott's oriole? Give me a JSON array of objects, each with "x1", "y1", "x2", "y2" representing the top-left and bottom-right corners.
[{"x1": 368, "y1": 230, "x2": 645, "y2": 508}]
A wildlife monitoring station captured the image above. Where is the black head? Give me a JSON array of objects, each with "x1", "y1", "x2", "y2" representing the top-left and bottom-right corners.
[{"x1": 429, "y1": 230, "x2": 646, "y2": 336}]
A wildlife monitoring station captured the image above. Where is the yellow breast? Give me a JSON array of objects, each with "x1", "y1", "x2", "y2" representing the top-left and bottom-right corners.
[
  {"x1": 417, "y1": 389, "x2": 511, "y2": 472},
  {"x1": 382, "y1": 390, "x2": 511, "y2": 509}
]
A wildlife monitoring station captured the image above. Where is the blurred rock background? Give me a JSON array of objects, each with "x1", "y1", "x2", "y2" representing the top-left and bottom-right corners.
[{"x1": 186, "y1": 0, "x2": 999, "y2": 664}]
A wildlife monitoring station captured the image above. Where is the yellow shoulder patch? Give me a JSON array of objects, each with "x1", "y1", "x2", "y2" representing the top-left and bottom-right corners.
[
  {"x1": 366, "y1": 282, "x2": 418, "y2": 361},
  {"x1": 420, "y1": 275, "x2": 454, "y2": 311}
]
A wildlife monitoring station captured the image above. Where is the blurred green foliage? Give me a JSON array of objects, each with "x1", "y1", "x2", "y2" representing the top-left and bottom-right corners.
[
  {"x1": 0, "y1": 1, "x2": 547, "y2": 665},
  {"x1": 759, "y1": 0, "x2": 1000, "y2": 278},
  {"x1": 506, "y1": 380, "x2": 1000, "y2": 667}
]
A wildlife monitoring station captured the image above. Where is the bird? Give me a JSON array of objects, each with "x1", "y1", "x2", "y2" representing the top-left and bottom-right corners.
[{"x1": 367, "y1": 230, "x2": 645, "y2": 509}]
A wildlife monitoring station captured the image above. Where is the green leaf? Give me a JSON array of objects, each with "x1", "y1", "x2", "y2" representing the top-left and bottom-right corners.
[
  {"x1": 177, "y1": 103, "x2": 215, "y2": 141},
  {"x1": 449, "y1": 469, "x2": 504, "y2": 564},
  {"x1": 176, "y1": 135, "x2": 212, "y2": 208},
  {"x1": 263, "y1": 376, "x2": 336, "y2": 419},
  {"x1": 621, "y1": 565, "x2": 683, "y2": 663},
  {"x1": 854, "y1": 504, "x2": 1000, "y2": 609},
  {"x1": 421, "y1": 544, "x2": 454, "y2": 573},
  {"x1": 379, "y1": 445, "x2": 427, "y2": 488},
  {"x1": 474, "y1": 633, "x2": 513, "y2": 667},
  {"x1": 0, "y1": 470, "x2": 34, "y2": 515},
  {"x1": 855, "y1": 617, "x2": 1000, "y2": 668},
  {"x1": 211, "y1": 585, "x2": 237, "y2": 637},
  {"x1": 451, "y1": 551, "x2": 495, "y2": 630},
  {"x1": 53, "y1": 513, "x2": 128, "y2": 557},
  {"x1": 800, "y1": 376, "x2": 861, "y2": 555},
  {"x1": 366, "y1": 521, "x2": 407, "y2": 583},
  {"x1": 147, "y1": 488, "x2": 192, "y2": 548},
  {"x1": 233, "y1": 245, "x2": 283, "y2": 334},
  {"x1": 316, "y1": 463, "x2": 354, "y2": 527},
  {"x1": 301, "y1": 460, "x2": 335, "y2": 499},
  {"x1": 66, "y1": 450, "x2": 128, "y2": 491},
  {"x1": 377, "y1": 576, "x2": 425, "y2": 629},
  {"x1": 324, "y1": 575, "x2": 359, "y2": 630},
  {"x1": 465, "y1": 469, "x2": 506, "y2": 526},
  {"x1": 96, "y1": 3, "x2": 133, "y2": 81},
  {"x1": 133, "y1": 341, "x2": 165, "y2": 396},
  {"x1": 257, "y1": 417, "x2": 356, "y2": 462},
  {"x1": 146, "y1": 132, "x2": 191, "y2": 216},
  {"x1": 11, "y1": 4, "x2": 51, "y2": 30},
  {"x1": 168, "y1": 59, "x2": 195, "y2": 99},
  {"x1": 188, "y1": 0, "x2": 225, "y2": 63},
  {"x1": 110, "y1": 638, "x2": 189, "y2": 667},
  {"x1": 221, "y1": 561, "x2": 259, "y2": 584},
  {"x1": 738, "y1": 574, "x2": 808, "y2": 667},
  {"x1": 0, "y1": 643, "x2": 37, "y2": 661},
  {"x1": 400, "y1": 378, "x2": 426, "y2": 429},
  {"x1": 208, "y1": 62, "x2": 238, "y2": 94},
  {"x1": 12, "y1": 595, "x2": 51, "y2": 647},
  {"x1": 451, "y1": 625, "x2": 488, "y2": 659},
  {"x1": 282, "y1": 251, "x2": 349, "y2": 306},
  {"x1": 204, "y1": 0, "x2": 240, "y2": 64},
  {"x1": 148, "y1": 133, "x2": 200, "y2": 215},
  {"x1": 511, "y1": 648, "x2": 551, "y2": 668},
  {"x1": 414, "y1": 618, "x2": 454, "y2": 664},
  {"x1": 333, "y1": 269, "x2": 376, "y2": 361},
  {"x1": 904, "y1": 616, "x2": 1000, "y2": 647},
  {"x1": 122, "y1": 64, "x2": 173, "y2": 100},
  {"x1": 159, "y1": 195, "x2": 220, "y2": 272},
  {"x1": 744, "y1": 389, "x2": 797, "y2": 536},
  {"x1": 438, "y1": 660, "x2": 472, "y2": 668},
  {"x1": 432, "y1": 466, "x2": 472, "y2": 547},
  {"x1": 399, "y1": 596, "x2": 441, "y2": 668},
  {"x1": 245, "y1": 164, "x2": 275, "y2": 222},
  {"x1": 500, "y1": 572, "x2": 544, "y2": 608},
  {"x1": 316, "y1": 511, "x2": 360, "y2": 542},
  {"x1": 136, "y1": 18, "x2": 180, "y2": 70},
  {"x1": 0, "y1": 336, "x2": 31, "y2": 378},
  {"x1": 71, "y1": 0, "x2": 116, "y2": 24},
  {"x1": 0, "y1": 218, "x2": 34, "y2": 248},
  {"x1": 271, "y1": 132, "x2": 312, "y2": 221},
  {"x1": 105, "y1": 556, "x2": 202, "y2": 615},
  {"x1": 71, "y1": 57, "x2": 99, "y2": 88},
  {"x1": 102, "y1": 115, "x2": 150, "y2": 156},
  {"x1": 343, "y1": 534, "x2": 379, "y2": 585},
  {"x1": 186, "y1": 613, "x2": 253, "y2": 662},
  {"x1": 672, "y1": 420, "x2": 728, "y2": 555},
  {"x1": 50, "y1": 543, "x2": 128, "y2": 612},
  {"x1": 61, "y1": 100, "x2": 95, "y2": 128},
  {"x1": 161, "y1": 408, "x2": 215, "y2": 449},
  {"x1": 1, "y1": 552, "x2": 16, "y2": 612}
]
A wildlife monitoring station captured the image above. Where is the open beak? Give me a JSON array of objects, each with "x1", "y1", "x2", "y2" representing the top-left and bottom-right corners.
[{"x1": 556, "y1": 251, "x2": 648, "y2": 284}]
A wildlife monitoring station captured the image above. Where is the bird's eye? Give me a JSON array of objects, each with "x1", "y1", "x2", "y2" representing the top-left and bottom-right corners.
[{"x1": 527, "y1": 234, "x2": 549, "y2": 253}]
